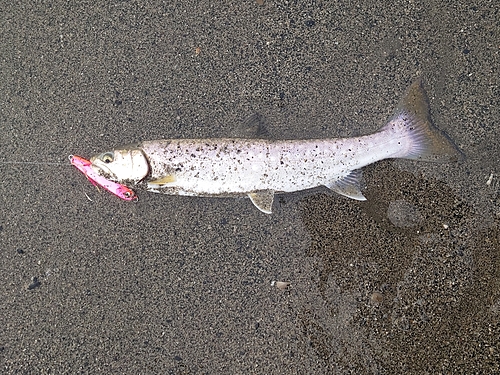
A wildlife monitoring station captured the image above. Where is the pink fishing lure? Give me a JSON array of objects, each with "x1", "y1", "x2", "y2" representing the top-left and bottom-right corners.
[{"x1": 69, "y1": 155, "x2": 136, "y2": 201}]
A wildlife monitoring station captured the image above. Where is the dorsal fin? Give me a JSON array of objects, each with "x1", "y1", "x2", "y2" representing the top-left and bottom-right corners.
[{"x1": 231, "y1": 113, "x2": 271, "y2": 139}]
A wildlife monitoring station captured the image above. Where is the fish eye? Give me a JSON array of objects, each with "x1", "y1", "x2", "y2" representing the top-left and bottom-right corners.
[{"x1": 101, "y1": 152, "x2": 114, "y2": 164}]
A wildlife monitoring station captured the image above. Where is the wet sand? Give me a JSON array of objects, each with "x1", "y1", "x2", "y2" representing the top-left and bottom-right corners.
[{"x1": 0, "y1": 1, "x2": 498, "y2": 373}]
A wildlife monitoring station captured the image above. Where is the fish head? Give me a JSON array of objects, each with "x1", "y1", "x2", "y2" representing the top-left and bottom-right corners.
[{"x1": 90, "y1": 145, "x2": 149, "y2": 183}]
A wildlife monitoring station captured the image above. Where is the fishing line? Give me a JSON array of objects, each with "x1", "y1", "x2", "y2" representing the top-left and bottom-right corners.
[
  {"x1": 0, "y1": 161, "x2": 69, "y2": 165},
  {"x1": 0, "y1": 155, "x2": 75, "y2": 166}
]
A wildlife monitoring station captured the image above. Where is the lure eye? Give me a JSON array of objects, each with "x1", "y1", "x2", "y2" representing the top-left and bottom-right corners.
[{"x1": 101, "y1": 153, "x2": 114, "y2": 164}]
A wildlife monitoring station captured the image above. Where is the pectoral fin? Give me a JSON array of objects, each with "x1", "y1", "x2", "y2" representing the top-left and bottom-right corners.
[
  {"x1": 248, "y1": 190, "x2": 275, "y2": 214},
  {"x1": 148, "y1": 174, "x2": 177, "y2": 187},
  {"x1": 325, "y1": 170, "x2": 366, "y2": 201}
]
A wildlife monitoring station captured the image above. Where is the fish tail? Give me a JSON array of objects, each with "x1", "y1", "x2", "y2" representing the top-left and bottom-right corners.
[{"x1": 380, "y1": 79, "x2": 464, "y2": 163}]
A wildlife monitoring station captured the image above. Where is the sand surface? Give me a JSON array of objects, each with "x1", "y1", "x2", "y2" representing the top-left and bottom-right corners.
[{"x1": 1, "y1": 1, "x2": 498, "y2": 373}]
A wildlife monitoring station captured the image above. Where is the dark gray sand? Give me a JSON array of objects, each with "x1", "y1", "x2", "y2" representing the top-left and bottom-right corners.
[{"x1": 1, "y1": 1, "x2": 498, "y2": 373}]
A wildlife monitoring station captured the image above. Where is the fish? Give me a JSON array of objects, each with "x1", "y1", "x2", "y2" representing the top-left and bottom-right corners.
[
  {"x1": 70, "y1": 155, "x2": 137, "y2": 201},
  {"x1": 89, "y1": 80, "x2": 463, "y2": 213}
]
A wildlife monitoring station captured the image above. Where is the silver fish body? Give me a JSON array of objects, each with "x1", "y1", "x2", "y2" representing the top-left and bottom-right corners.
[
  {"x1": 90, "y1": 80, "x2": 462, "y2": 213},
  {"x1": 141, "y1": 135, "x2": 402, "y2": 197}
]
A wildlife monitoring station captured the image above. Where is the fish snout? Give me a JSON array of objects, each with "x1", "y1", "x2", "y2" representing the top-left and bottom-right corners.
[{"x1": 90, "y1": 159, "x2": 117, "y2": 180}]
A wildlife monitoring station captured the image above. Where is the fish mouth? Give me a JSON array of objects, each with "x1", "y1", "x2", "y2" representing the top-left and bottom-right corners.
[{"x1": 89, "y1": 158, "x2": 118, "y2": 180}]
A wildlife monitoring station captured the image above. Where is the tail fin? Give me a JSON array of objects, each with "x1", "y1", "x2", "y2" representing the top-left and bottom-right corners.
[{"x1": 381, "y1": 79, "x2": 464, "y2": 163}]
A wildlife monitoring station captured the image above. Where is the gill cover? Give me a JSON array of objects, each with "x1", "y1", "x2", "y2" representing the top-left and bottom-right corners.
[{"x1": 90, "y1": 145, "x2": 149, "y2": 183}]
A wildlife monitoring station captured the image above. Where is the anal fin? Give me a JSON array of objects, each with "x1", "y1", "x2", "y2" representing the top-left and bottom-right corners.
[
  {"x1": 248, "y1": 190, "x2": 275, "y2": 214},
  {"x1": 325, "y1": 169, "x2": 366, "y2": 201}
]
